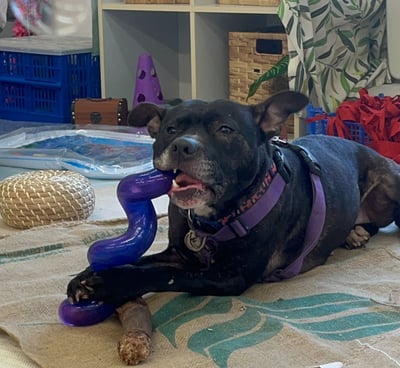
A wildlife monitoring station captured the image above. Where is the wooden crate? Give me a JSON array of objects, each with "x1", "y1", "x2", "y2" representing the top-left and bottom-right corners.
[
  {"x1": 229, "y1": 31, "x2": 293, "y2": 136},
  {"x1": 125, "y1": 0, "x2": 189, "y2": 3},
  {"x1": 218, "y1": 0, "x2": 279, "y2": 6}
]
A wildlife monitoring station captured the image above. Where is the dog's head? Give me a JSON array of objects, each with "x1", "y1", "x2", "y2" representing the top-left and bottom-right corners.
[{"x1": 129, "y1": 91, "x2": 308, "y2": 218}]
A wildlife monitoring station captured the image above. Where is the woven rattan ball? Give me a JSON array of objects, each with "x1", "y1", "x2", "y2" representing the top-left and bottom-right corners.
[{"x1": 0, "y1": 170, "x2": 95, "y2": 229}]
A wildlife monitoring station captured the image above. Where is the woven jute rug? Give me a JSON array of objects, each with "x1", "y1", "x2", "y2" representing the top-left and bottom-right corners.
[{"x1": 1, "y1": 217, "x2": 400, "y2": 368}]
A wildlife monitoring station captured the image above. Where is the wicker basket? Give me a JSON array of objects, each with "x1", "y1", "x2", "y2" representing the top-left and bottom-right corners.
[
  {"x1": 229, "y1": 31, "x2": 293, "y2": 135},
  {"x1": 217, "y1": 0, "x2": 279, "y2": 6},
  {"x1": 0, "y1": 170, "x2": 95, "y2": 229},
  {"x1": 125, "y1": 0, "x2": 189, "y2": 4}
]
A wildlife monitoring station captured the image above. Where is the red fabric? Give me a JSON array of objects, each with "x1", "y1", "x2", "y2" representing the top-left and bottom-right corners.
[
  {"x1": 327, "y1": 89, "x2": 400, "y2": 163},
  {"x1": 13, "y1": 19, "x2": 33, "y2": 37}
]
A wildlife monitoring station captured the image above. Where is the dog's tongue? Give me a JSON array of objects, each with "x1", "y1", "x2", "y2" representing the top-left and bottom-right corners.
[
  {"x1": 169, "y1": 172, "x2": 212, "y2": 209},
  {"x1": 170, "y1": 173, "x2": 204, "y2": 192}
]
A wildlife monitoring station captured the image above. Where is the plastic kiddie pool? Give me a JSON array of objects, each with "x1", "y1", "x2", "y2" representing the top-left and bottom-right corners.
[{"x1": 0, "y1": 125, "x2": 154, "y2": 179}]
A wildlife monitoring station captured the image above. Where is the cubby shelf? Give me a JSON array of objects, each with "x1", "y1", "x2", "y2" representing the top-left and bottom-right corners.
[
  {"x1": 97, "y1": 0, "x2": 303, "y2": 136},
  {"x1": 98, "y1": 0, "x2": 281, "y2": 102}
]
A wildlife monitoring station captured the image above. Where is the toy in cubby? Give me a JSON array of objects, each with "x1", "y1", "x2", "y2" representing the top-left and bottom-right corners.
[{"x1": 133, "y1": 53, "x2": 164, "y2": 107}]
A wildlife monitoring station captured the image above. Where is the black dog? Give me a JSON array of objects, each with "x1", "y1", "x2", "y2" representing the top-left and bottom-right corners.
[{"x1": 68, "y1": 91, "x2": 400, "y2": 306}]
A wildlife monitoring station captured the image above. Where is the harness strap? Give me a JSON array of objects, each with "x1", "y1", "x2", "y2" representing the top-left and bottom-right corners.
[
  {"x1": 266, "y1": 170, "x2": 326, "y2": 280},
  {"x1": 266, "y1": 141, "x2": 326, "y2": 280}
]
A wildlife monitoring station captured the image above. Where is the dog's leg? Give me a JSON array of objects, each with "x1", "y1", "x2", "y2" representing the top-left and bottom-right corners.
[
  {"x1": 344, "y1": 204, "x2": 378, "y2": 249},
  {"x1": 67, "y1": 255, "x2": 251, "y2": 306},
  {"x1": 345, "y1": 223, "x2": 379, "y2": 249},
  {"x1": 346, "y1": 161, "x2": 400, "y2": 249}
]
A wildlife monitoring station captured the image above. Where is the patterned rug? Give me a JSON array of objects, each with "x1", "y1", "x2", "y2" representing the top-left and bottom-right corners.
[{"x1": 1, "y1": 217, "x2": 400, "y2": 368}]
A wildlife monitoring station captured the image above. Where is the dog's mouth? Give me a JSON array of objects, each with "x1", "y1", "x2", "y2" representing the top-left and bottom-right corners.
[{"x1": 169, "y1": 171, "x2": 213, "y2": 210}]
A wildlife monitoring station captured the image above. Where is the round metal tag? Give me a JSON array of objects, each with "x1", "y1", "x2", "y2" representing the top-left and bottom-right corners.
[{"x1": 184, "y1": 230, "x2": 206, "y2": 252}]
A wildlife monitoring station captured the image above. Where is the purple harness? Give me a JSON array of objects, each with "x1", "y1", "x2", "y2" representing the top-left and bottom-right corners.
[{"x1": 186, "y1": 140, "x2": 326, "y2": 281}]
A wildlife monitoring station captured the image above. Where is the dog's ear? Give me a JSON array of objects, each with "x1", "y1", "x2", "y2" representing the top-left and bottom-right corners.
[
  {"x1": 128, "y1": 103, "x2": 168, "y2": 138},
  {"x1": 251, "y1": 91, "x2": 308, "y2": 139}
]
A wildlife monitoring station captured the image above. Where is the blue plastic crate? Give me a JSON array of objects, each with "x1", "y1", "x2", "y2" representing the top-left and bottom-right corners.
[
  {"x1": 0, "y1": 51, "x2": 70, "y2": 84},
  {"x1": 343, "y1": 121, "x2": 372, "y2": 145},
  {"x1": 0, "y1": 78, "x2": 100, "y2": 123},
  {"x1": 305, "y1": 104, "x2": 330, "y2": 135},
  {"x1": 306, "y1": 104, "x2": 371, "y2": 146},
  {"x1": 0, "y1": 36, "x2": 100, "y2": 123}
]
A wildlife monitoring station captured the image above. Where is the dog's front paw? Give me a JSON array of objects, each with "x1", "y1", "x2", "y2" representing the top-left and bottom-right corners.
[
  {"x1": 67, "y1": 266, "x2": 139, "y2": 306},
  {"x1": 67, "y1": 266, "x2": 105, "y2": 303}
]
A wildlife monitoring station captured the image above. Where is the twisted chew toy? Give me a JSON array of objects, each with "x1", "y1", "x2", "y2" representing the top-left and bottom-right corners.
[{"x1": 59, "y1": 169, "x2": 173, "y2": 326}]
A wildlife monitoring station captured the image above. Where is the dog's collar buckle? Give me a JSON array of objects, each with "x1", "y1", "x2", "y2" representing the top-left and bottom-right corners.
[{"x1": 184, "y1": 230, "x2": 207, "y2": 252}]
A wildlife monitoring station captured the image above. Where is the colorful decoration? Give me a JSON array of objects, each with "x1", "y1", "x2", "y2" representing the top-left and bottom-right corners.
[
  {"x1": 9, "y1": 0, "x2": 90, "y2": 36},
  {"x1": 9, "y1": 0, "x2": 44, "y2": 36}
]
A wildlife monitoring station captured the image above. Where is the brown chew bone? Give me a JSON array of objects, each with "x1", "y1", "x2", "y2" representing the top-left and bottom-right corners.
[{"x1": 116, "y1": 298, "x2": 152, "y2": 365}]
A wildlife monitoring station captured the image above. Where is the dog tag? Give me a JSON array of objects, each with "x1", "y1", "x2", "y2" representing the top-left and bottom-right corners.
[{"x1": 184, "y1": 230, "x2": 206, "y2": 252}]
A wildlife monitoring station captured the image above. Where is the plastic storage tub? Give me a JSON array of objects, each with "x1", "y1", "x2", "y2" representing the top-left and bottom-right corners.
[{"x1": 0, "y1": 36, "x2": 100, "y2": 123}]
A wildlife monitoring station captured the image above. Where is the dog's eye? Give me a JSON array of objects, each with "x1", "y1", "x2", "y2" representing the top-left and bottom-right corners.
[
  {"x1": 218, "y1": 125, "x2": 234, "y2": 134},
  {"x1": 166, "y1": 126, "x2": 177, "y2": 135}
]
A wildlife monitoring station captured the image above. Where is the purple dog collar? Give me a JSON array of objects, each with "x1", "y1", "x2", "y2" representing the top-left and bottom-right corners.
[{"x1": 192, "y1": 171, "x2": 286, "y2": 243}]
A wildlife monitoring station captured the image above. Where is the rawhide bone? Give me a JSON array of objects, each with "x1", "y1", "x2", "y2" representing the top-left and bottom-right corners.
[{"x1": 117, "y1": 298, "x2": 152, "y2": 365}]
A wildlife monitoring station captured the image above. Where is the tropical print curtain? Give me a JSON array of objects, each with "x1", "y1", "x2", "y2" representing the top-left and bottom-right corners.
[{"x1": 278, "y1": 0, "x2": 388, "y2": 113}]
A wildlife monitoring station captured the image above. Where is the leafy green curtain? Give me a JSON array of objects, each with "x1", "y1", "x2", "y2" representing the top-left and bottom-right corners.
[{"x1": 278, "y1": 0, "x2": 388, "y2": 113}]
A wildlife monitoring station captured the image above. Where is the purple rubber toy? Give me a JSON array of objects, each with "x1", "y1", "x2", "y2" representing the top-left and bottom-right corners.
[{"x1": 59, "y1": 169, "x2": 173, "y2": 326}]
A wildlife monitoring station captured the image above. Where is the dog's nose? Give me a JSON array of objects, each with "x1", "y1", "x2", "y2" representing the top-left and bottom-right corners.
[{"x1": 171, "y1": 136, "x2": 200, "y2": 159}]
